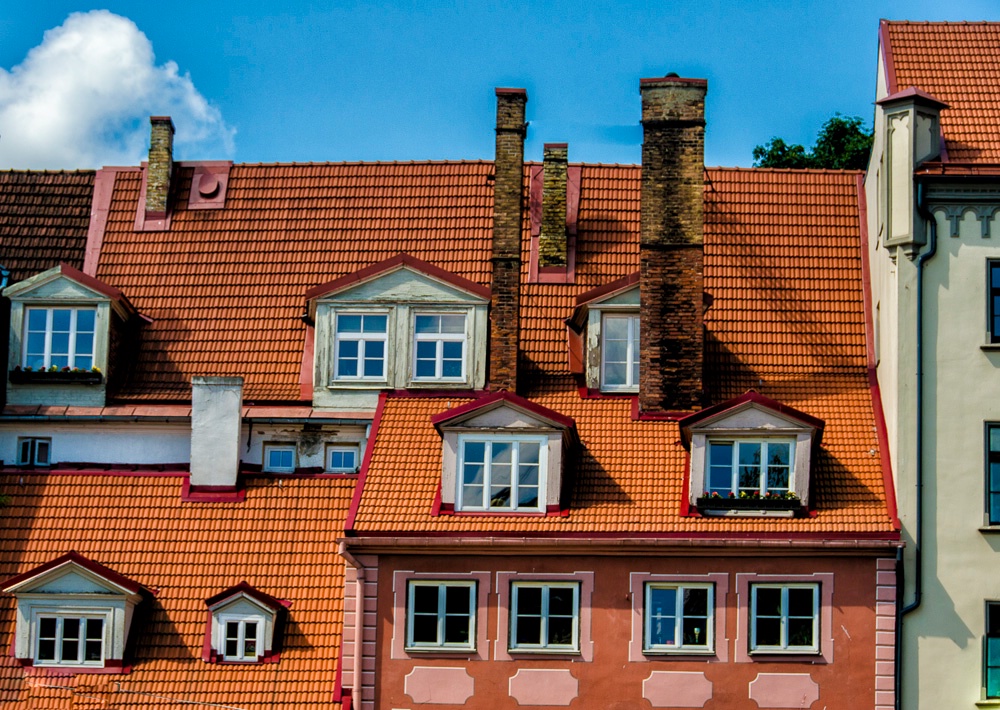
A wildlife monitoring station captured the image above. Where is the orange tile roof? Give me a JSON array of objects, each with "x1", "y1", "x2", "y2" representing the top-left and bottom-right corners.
[
  {"x1": 0, "y1": 473, "x2": 353, "y2": 708},
  {"x1": 350, "y1": 168, "x2": 894, "y2": 535},
  {"x1": 884, "y1": 21, "x2": 1000, "y2": 163},
  {"x1": 0, "y1": 171, "x2": 94, "y2": 283}
]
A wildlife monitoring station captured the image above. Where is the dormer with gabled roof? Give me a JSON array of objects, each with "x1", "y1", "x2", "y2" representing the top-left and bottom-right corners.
[
  {"x1": 307, "y1": 253, "x2": 491, "y2": 410},
  {"x1": 3, "y1": 264, "x2": 140, "y2": 408},
  {"x1": 2, "y1": 552, "x2": 150, "y2": 672},
  {"x1": 203, "y1": 582, "x2": 290, "y2": 664}
]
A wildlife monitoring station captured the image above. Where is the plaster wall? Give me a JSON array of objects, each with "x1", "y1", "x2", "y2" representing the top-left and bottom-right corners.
[
  {"x1": 373, "y1": 553, "x2": 888, "y2": 710},
  {"x1": 0, "y1": 422, "x2": 189, "y2": 465}
]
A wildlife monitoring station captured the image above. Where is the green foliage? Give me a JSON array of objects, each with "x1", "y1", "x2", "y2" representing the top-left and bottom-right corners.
[{"x1": 753, "y1": 114, "x2": 874, "y2": 170}]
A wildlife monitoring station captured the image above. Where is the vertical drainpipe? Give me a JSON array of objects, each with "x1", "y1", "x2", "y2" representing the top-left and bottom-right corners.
[
  {"x1": 896, "y1": 180, "x2": 936, "y2": 710},
  {"x1": 338, "y1": 542, "x2": 365, "y2": 705}
]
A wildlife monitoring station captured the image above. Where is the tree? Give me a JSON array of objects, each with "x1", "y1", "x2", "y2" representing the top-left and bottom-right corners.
[{"x1": 752, "y1": 114, "x2": 873, "y2": 170}]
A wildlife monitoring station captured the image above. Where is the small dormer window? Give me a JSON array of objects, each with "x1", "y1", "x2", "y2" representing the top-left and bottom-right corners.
[
  {"x1": 334, "y1": 313, "x2": 388, "y2": 380},
  {"x1": 458, "y1": 435, "x2": 545, "y2": 511},
  {"x1": 204, "y1": 582, "x2": 288, "y2": 664},
  {"x1": 326, "y1": 444, "x2": 360, "y2": 473},
  {"x1": 263, "y1": 444, "x2": 296, "y2": 473},
  {"x1": 567, "y1": 273, "x2": 640, "y2": 394},
  {"x1": 413, "y1": 313, "x2": 466, "y2": 380},
  {"x1": 37, "y1": 615, "x2": 105, "y2": 665},
  {"x1": 220, "y1": 615, "x2": 263, "y2": 662},
  {"x1": 24, "y1": 307, "x2": 96, "y2": 370},
  {"x1": 706, "y1": 440, "x2": 793, "y2": 497}
]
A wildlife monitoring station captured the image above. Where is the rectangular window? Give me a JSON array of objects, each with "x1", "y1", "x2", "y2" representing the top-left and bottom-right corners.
[
  {"x1": 990, "y1": 261, "x2": 1000, "y2": 343},
  {"x1": 17, "y1": 437, "x2": 51, "y2": 467},
  {"x1": 601, "y1": 314, "x2": 639, "y2": 391},
  {"x1": 458, "y1": 436, "x2": 545, "y2": 512},
  {"x1": 326, "y1": 444, "x2": 360, "y2": 473},
  {"x1": 406, "y1": 581, "x2": 476, "y2": 650},
  {"x1": 707, "y1": 440, "x2": 793, "y2": 496},
  {"x1": 23, "y1": 307, "x2": 96, "y2": 371},
  {"x1": 750, "y1": 584, "x2": 819, "y2": 653},
  {"x1": 644, "y1": 583, "x2": 713, "y2": 653},
  {"x1": 334, "y1": 313, "x2": 388, "y2": 380},
  {"x1": 413, "y1": 313, "x2": 466, "y2": 380},
  {"x1": 510, "y1": 582, "x2": 579, "y2": 652},
  {"x1": 222, "y1": 617, "x2": 261, "y2": 662},
  {"x1": 987, "y1": 602, "x2": 1000, "y2": 699},
  {"x1": 36, "y1": 615, "x2": 104, "y2": 665},
  {"x1": 988, "y1": 425, "x2": 1000, "y2": 526},
  {"x1": 263, "y1": 444, "x2": 296, "y2": 473}
]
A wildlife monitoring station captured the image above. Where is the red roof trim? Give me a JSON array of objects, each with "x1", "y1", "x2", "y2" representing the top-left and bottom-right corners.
[
  {"x1": 57, "y1": 263, "x2": 125, "y2": 302},
  {"x1": 430, "y1": 390, "x2": 576, "y2": 431},
  {"x1": 857, "y1": 174, "x2": 900, "y2": 529},
  {"x1": 305, "y1": 253, "x2": 491, "y2": 301},
  {"x1": 881, "y1": 20, "x2": 898, "y2": 95},
  {"x1": 345, "y1": 391, "x2": 389, "y2": 532},
  {"x1": 678, "y1": 391, "x2": 826, "y2": 438},
  {"x1": 83, "y1": 168, "x2": 117, "y2": 276},
  {"x1": 574, "y1": 271, "x2": 639, "y2": 307},
  {"x1": 2, "y1": 551, "x2": 147, "y2": 595},
  {"x1": 205, "y1": 581, "x2": 291, "y2": 610},
  {"x1": 348, "y1": 529, "x2": 901, "y2": 542}
]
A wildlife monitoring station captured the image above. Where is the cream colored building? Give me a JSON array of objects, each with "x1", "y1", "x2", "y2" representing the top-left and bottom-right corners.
[{"x1": 866, "y1": 20, "x2": 1000, "y2": 709}]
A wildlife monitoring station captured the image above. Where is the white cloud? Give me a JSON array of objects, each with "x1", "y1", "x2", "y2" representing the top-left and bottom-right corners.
[{"x1": 0, "y1": 10, "x2": 235, "y2": 169}]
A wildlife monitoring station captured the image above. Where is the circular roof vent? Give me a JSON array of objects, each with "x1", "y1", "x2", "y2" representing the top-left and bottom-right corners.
[{"x1": 198, "y1": 174, "x2": 220, "y2": 198}]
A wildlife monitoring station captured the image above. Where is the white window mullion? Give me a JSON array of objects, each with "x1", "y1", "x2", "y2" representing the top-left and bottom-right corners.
[{"x1": 43, "y1": 309, "x2": 53, "y2": 368}]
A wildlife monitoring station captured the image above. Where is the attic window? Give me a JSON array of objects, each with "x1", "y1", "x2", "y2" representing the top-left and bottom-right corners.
[
  {"x1": 567, "y1": 273, "x2": 640, "y2": 393},
  {"x1": 458, "y1": 435, "x2": 546, "y2": 512},
  {"x1": 204, "y1": 582, "x2": 288, "y2": 664}
]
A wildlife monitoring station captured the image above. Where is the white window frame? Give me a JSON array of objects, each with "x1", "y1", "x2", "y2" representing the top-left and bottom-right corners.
[
  {"x1": 509, "y1": 581, "x2": 580, "y2": 652},
  {"x1": 17, "y1": 437, "x2": 51, "y2": 466},
  {"x1": 411, "y1": 312, "x2": 467, "y2": 382},
  {"x1": 333, "y1": 311, "x2": 389, "y2": 382},
  {"x1": 600, "y1": 313, "x2": 640, "y2": 392},
  {"x1": 405, "y1": 580, "x2": 477, "y2": 651},
  {"x1": 749, "y1": 583, "x2": 819, "y2": 654},
  {"x1": 32, "y1": 610, "x2": 108, "y2": 667},
  {"x1": 326, "y1": 444, "x2": 360, "y2": 473},
  {"x1": 263, "y1": 443, "x2": 296, "y2": 473},
  {"x1": 706, "y1": 438, "x2": 796, "y2": 497},
  {"x1": 217, "y1": 613, "x2": 265, "y2": 662},
  {"x1": 22, "y1": 306, "x2": 97, "y2": 370},
  {"x1": 456, "y1": 434, "x2": 547, "y2": 512},
  {"x1": 643, "y1": 582, "x2": 714, "y2": 653}
]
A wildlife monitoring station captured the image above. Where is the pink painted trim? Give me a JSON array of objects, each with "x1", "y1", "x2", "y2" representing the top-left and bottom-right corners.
[
  {"x1": 527, "y1": 165, "x2": 579, "y2": 284},
  {"x1": 430, "y1": 390, "x2": 576, "y2": 431},
  {"x1": 83, "y1": 169, "x2": 117, "y2": 276},
  {"x1": 1, "y1": 551, "x2": 148, "y2": 595},
  {"x1": 55, "y1": 264, "x2": 125, "y2": 303},
  {"x1": 628, "y1": 572, "x2": 729, "y2": 662},
  {"x1": 333, "y1": 646, "x2": 344, "y2": 701},
  {"x1": 133, "y1": 163, "x2": 172, "y2": 232},
  {"x1": 678, "y1": 390, "x2": 825, "y2": 445},
  {"x1": 305, "y1": 253, "x2": 490, "y2": 301},
  {"x1": 345, "y1": 392, "x2": 389, "y2": 532},
  {"x1": 300, "y1": 324, "x2": 315, "y2": 400},
  {"x1": 181, "y1": 478, "x2": 246, "y2": 503},
  {"x1": 430, "y1": 485, "x2": 442, "y2": 516},
  {"x1": 495, "y1": 571, "x2": 594, "y2": 661},
  {"x1": 679, "y1": 450, "x2": 695, "y2": 517},
  {"x1": 880, "y1": 20, "x2": 898, "y2": 95},
  {"x1": 390, "y1": 570, "x2": 490, "y2": 660},
  {"x1": 574, "y1": 272, "x2": 640, "y2": 307},
  {"x1": 734, "y1": 572, "x2": 834, "y2": 664},
  {"x1": 856, "y1": 174, "x2": 900, "y2": 529},
  {"x1": 205, "y1": 581, "x2": 291, "y2": 610}
]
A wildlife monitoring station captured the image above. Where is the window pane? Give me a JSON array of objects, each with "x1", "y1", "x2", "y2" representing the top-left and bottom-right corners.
[
  {"x1": 787, "y1": 587, "x2": 815, "y2": 616},
  {"x1": 362, "y1": 315, "x2": 387, "y2": 333},
  {"x1": 413, "y1": 585, "x2": 438, "y2": 613},
  {"x1": 27, "y1": 309, "x2": 47, "y2": 330},
  {"x1": 755, "y1": 587, "x2": 782, "y2": 616},
  {"x1": 548, "y1": 616, "x2": 573, "y2": 645},
  {"x1": 35, "y1": 440, "x2": 50, "y2": 465},
  {"x1": 337, "y1": 314, "x2": 361, "y2": 332},
  {"x1": 38, "y1": 639, "x2": 56, "y2": 660},
  {"x1": 755, "y1": 617, "x2": 781, "y2": 646},
  {"x1": 226, "y1": 638, "x2": 239, "y2": 657},
  {"x1": 63, "y1": 618, "x2": 80, "y2": 640},
  {"x1": 412, "y1": 615, "x2": 438, "y2": 643},
  {"x1": 603, "y1": 362, "x2": 626, "y2": 385},
  {"x1": 85, "y1": 640, "x2": 102, "y2": 661},
  {"x1": 604, "y1": 316, "x2": 628, "y2": 339},
  {"x1": 75, "y1": 331, "x2": 94, "y2": 356},
  {"x1": 243, "y1": 621, "x2": 258, "y2": 657},
  {"x1": 516, "y1": 615, "x2": 542, "y2": 645},
  {"x1": 788, "y1": 618, "x2": 814, "y2": 647},
  {"x1": 463, "y1": 463, "x2": 484, "y2": 485},
  {"x1": 85, "y1": 618, "x2": 103, "y2": 640},
  {"x1": 517, "y1": 586, "x2": 542, "y2": 615},
  {"x1": 445, "y1": 585, "x2": 470, "y2": 614},
  {"x1": 76, "y1": 309, "x2": 95, "y2": 332},
  {"x1": 684, "y1": 588, "x2": 709, "y2": 617},
  {"x1": 990, "y1": 427, "x2": 1000, "y2": 452},
  {"x1": 51, "y1": 332, "x2": 70, "y2": 356},
  {"x1": 492, "y1": 442, "x2": 512, "y2": 465},
  {"x1": 414, "y1": 315, "x2": 438, "y2": 333},
  {"x1": 444, "y1": 615, "x2": 470, "y2": 644},
  {"x1": 441, "y1": 315, "x2": 465, "y2": 333},
  {"x1": 683, "y1": 617, "x2": 708, "y2": 646},
  {"x1": 61, "y1": 637, "x2": 79, "y2": 662},
  {"x1": 40, "y1": 617, "x2": 56, "y2": 637},
  {"x1": 517, "y1": 486, "x2": 538, "y2": 508},
  {"x1": 464, "y1": 441, "x2": 485, "y2": 464},
  {"x1": 51, "y1": 309, "x2": 71, "y2": 331},
  {"x1": 548, "y1": 587, "x2": 575, "y2": 616},
  {"x1": 605, "y1": 339, "x2": 627, "y2": 363},
  {"x1": 462, "y1": 484, "x2": 483, "y2": 508}
]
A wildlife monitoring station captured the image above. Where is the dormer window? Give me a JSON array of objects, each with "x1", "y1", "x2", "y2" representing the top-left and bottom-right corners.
[
  {"x1": 263, "y1": 444, "x2": 296, "y2": 473},
  {"x1": 307, "y1": 254, "x2": 490, "y2": 410},
  {"x1": 432, "y1": 391, "x2": 576, "y2": 515},
  {"x1": 326, "y1": 444, "x2": 360, "y2": 473},
  {"x1": 24, "y1": 307, "x2": 96, "y2": 370},
  {"x1": 567, "y1": 273, "x2": 640, "y2": 393},
  {"x1": 2, "y1": 552, "x2": 149, "y2": 671},
  {"x1": 204, "y1": 582, "x2": 289, "y2": 664},
  {"x1": 601, "y1": 314, "x2": 639, "y2": 391},
  {"x1": 679, "y1": 392, "x2": 824, "y2": 517}
]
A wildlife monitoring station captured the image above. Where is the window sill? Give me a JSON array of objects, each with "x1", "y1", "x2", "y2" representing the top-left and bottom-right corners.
[
  {"x1": 975, "y1": 701, "x2": 1000, "y2": 708},
  {"x1": 403, "y1": 646, "x2": 478, "y2": 656},
  {"x1": 9, "y1": 370, "x2": 103, "y2": 385},
  {"x1": 979, "y1": 526, "x2": 1000, "y2": 534},
  {"x1": 507, "y1": 647, "x2": 581, "y2": 656},
  {"x1": 981, "y1": 344, "x2": 1000, "y2": 352},
  {"x1": 747, "y1": 649, "x2": 824, "y2": 663},
  {"x1": 642, "y1": 648, "x2": 715, "y2": 657}
]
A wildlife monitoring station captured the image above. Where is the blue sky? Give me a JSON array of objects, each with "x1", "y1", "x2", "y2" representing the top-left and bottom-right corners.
[{"x1": 1, "y1": 1, "x2": 999, "y2": 169}]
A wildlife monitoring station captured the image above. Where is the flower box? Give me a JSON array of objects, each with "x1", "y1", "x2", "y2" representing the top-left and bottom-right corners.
[
  {"x1": 9, "y1": 369, "x2": 103, "y2": 385},
  {"x1": 696, "y1": 496, "x2": 802, "y2": 514}
]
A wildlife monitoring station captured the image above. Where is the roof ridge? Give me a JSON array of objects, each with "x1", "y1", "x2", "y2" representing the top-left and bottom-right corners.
[
  {"x1": 883, "y1": 19, "x2": 1000, "y2": 26},
  {"x1": 0, "y1": 169, "x2": 96, "y2": 176},
  {"x1": 233, "y1": 159, "x2": 494, "y2": 167}
]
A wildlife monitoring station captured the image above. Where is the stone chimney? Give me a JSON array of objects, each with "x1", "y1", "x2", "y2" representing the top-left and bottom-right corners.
[
  {"x1": 638, "y1": 75, "x2": 707, "y2": 413},
  {"x1": 539, "y1": 143, "x2": 568, "y2": 267},
  {"x1": 145, "y1": 116, "x2": 175, "y2": 218},
  {"x1": 490, "y1": 88, "x2": 527, "y2": 392},
  {"x1": 190, "y1": 376, "x2": 243, "y2": 490}
]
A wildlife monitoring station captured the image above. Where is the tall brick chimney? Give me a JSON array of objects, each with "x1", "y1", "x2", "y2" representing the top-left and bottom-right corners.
[
  {"x1": 539, "y1": 143, "x2": 568, "y2": 267},
  {"x1": 145, "y1": 116, "x2": 175, "y2": 218},
  {"x1": 490, "y1": 88, "x2": 527, "y2": 392},
  {"x1": 638, "y1": 75, "x2": 706, "y2": 413}
]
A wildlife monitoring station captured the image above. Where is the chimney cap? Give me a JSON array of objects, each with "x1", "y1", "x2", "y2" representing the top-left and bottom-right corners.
[
  {"x1": 150, "y1": 116, "x2": 175, "y2": 132},
  {"x1": 639, "y1": 76, "x2": 708, "y2": 88},
  {"x1": 495, "y1": 87, "x2": 527, "y2": 96},
  {"x1": 543, "y1": 143, "x2": 569, "y2": 150}
]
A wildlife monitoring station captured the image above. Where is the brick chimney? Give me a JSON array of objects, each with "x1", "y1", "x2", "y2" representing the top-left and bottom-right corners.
[
  {"x1": 539, "y1": 143, "x2": 568, "y2": 267},
  {"x1": 638, "y1": 75, "x2": 706, "y2": 413},
  {"x1": 490, "y1": 88, "x2": 527, "y2": 392},
  {"x1": 190, "y1": 376, "x2": 243, "y2": 490},
  {"x1": 145, "y1": 116, "x2": 174, "y2": 218}
]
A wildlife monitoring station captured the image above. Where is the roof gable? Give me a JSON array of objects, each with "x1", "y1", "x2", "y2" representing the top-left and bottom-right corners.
[
  {"x1": 2, "y1": 551, "x2": 146, "y2": 599},
  {"x1": 206, "y1": 581, "x2": 291, "y2": 613},
  {"x1": 679, "y1": 391, "x2": 825, "y2": 447},
  {"x1": 307, "y1": 253, "x2": 491, "y2": 303},
  {"x1": 432, "y1": 391, "x2": 576, "y2": 432},
  {"x1": 3, "y1": 264, "x2": 122, "y2": 302}
]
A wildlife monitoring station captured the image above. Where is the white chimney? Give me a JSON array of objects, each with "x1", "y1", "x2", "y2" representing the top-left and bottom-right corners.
[{"x1": 190, "y1": 376, "x2": 243, "y2": 489}]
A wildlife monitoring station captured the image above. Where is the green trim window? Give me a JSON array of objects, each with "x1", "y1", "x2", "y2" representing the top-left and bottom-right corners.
[
  {"x1": 510, "y1": 582, "x2": 579, "y2": 651},
  {"x1": 750, "y1": 584, "x2": 819, "y2": 653},
  {"x1": 988, "y1": 425, "x2": 1000, "y2": 526},
  {"x1": 644, "y1": 583, "x2": 712, "y2": 653},
  {"x1": 406, "y1": 581, "x2": 476, "y2": 650},
  {"x1": 990, "y1": 261, "x2": 1000, "y2": 343},
  {"x1": 987, "y1": 602, "x2": 1000, "y2": 699}
]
